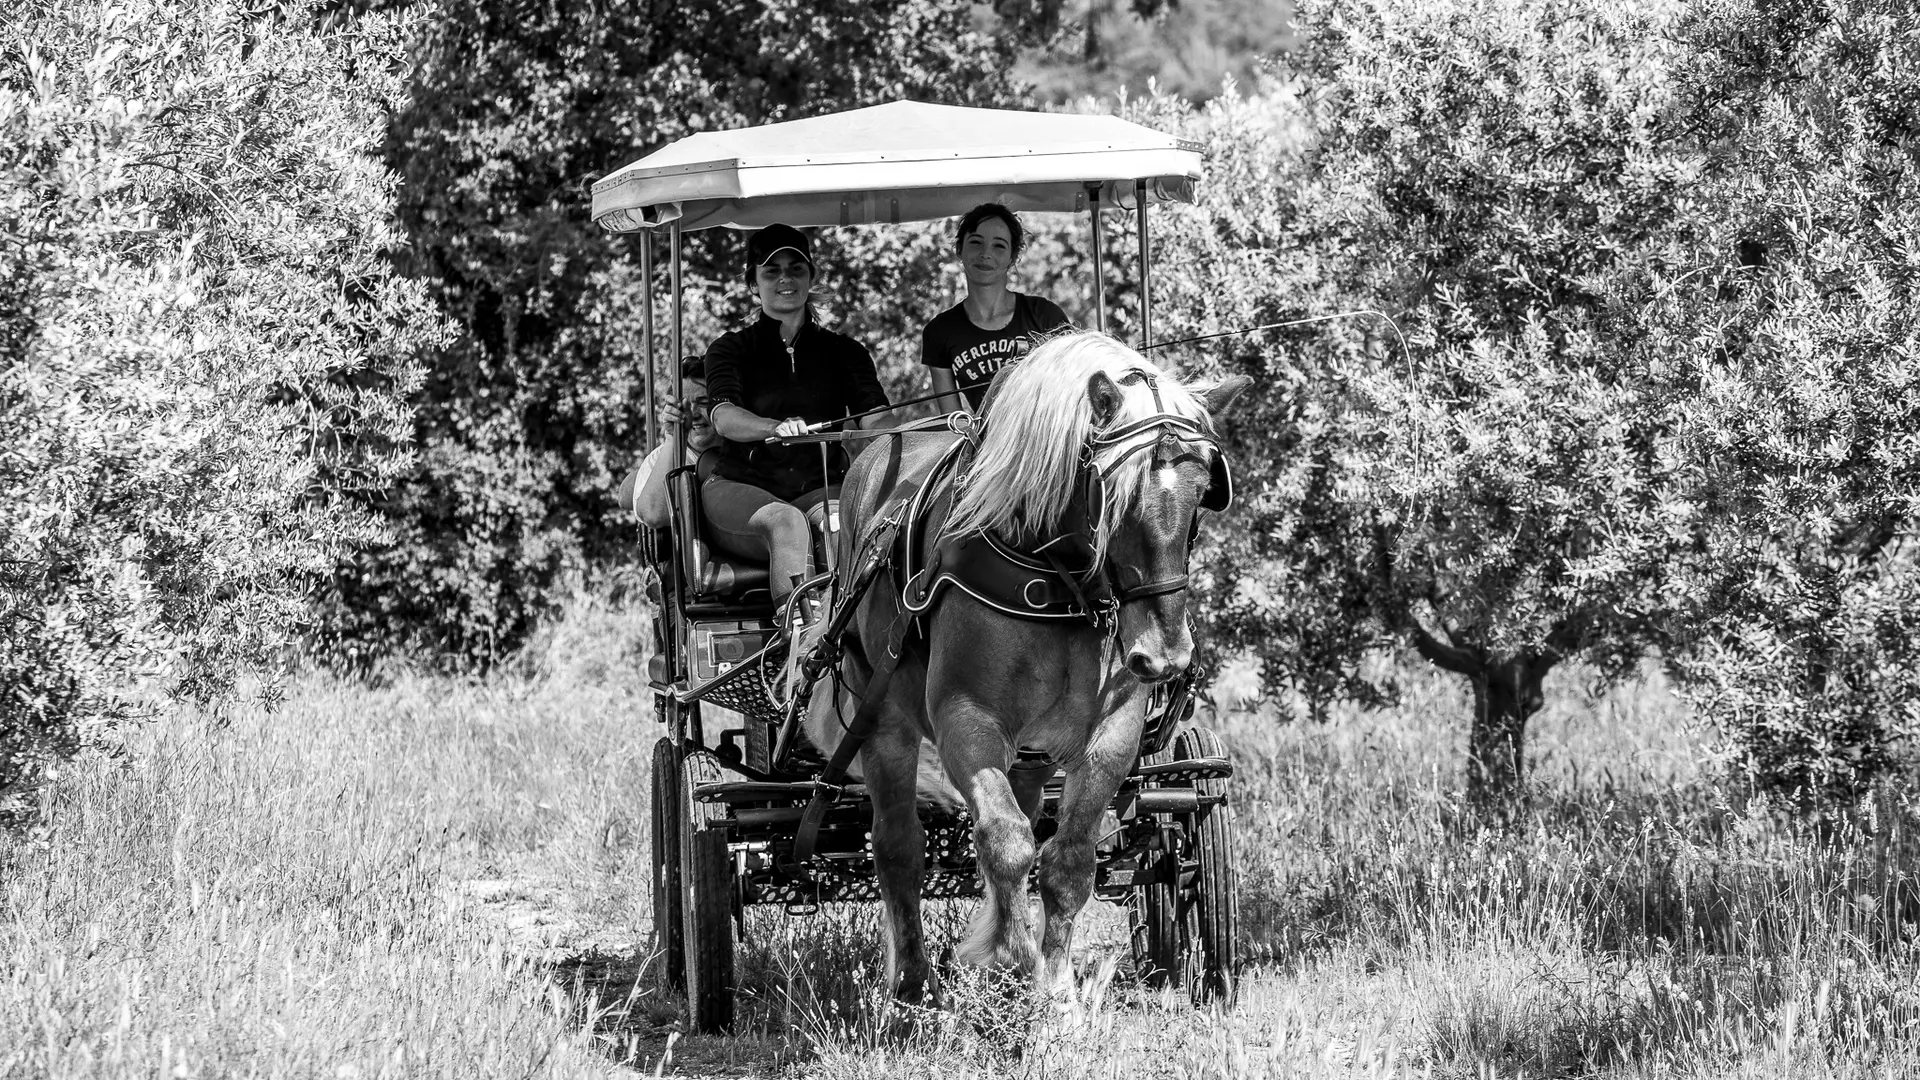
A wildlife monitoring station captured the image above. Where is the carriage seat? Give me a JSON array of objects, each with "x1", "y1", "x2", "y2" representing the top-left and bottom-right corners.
[{"x1": 648, "y1": 465, "x2": 775, "y2": 611}]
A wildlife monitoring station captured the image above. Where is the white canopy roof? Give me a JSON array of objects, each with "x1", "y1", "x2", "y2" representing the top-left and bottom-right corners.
[{"x1": 591, "y1": 101, "x2": 1204, "y2": 233}]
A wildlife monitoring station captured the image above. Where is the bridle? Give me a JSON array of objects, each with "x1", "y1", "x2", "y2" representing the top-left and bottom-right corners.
[{"x1": 1070, "y1": 369, "x2": 1234, "y2": 616}]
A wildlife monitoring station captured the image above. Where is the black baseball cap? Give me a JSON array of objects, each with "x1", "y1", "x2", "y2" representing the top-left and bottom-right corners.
[{"x1": 746, "y1": 223, "x2": 814, "y2": 273}]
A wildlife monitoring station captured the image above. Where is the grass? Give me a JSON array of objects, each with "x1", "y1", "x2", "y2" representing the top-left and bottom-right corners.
[{"x1": 4, "y1": 590, "x2": 1919, "y2": 1078}]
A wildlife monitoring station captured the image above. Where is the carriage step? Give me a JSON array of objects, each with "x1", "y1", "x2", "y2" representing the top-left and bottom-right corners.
[
  {"x1": 693, "y1": 780, "x2": 866, "y2": 804},
  {"x1": 1131, "y1": 755, "x2": 1232, "y2": 783}
]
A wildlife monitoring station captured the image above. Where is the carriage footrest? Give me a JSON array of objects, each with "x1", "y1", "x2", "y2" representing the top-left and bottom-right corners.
[
  {"x1": 679, "y1": 635, "x2": 787, "y2": 724},
  {"x1": 1130, "y1": 755, "x2": 1232, "y2": 784},
  {"x1": 693, "y1": 780, "x2": 866, "y2": 804}
]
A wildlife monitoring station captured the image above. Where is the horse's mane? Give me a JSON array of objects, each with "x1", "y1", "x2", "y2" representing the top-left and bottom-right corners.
[{"x1": 944, "y1": 332, "x2": 1214, "y2": 564}]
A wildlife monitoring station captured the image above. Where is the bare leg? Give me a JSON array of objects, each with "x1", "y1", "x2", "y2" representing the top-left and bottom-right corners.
[{"x1": 703, "y1": 478, "x2": 813, "y2": 600}]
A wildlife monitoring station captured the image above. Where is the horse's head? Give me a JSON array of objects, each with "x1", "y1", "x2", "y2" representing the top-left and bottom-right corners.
[
  {"x1": 1085, "y1": 367, "x2": 1249, "y2": 683},
  {"x1": 941, "y1": 332, "x2": 1249, "y2": 683}
]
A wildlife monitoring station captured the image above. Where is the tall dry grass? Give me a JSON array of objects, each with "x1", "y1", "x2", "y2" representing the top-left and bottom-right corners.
[
  {"x1": 0, "y1": 594, "x2": 658, "y2": 1079},
  {"x1": 4, "y1": 591, "x2": 1918, "y2": 1078}
]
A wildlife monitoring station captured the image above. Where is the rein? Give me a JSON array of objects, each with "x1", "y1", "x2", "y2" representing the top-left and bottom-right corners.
[{"x1": 770, "y1": 412, "x2": 976, "y2": 444}]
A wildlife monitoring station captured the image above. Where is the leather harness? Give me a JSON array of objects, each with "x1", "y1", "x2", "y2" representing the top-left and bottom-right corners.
[{"x1": 789, "y1": 379, "x2": 1230, "y2": 864}]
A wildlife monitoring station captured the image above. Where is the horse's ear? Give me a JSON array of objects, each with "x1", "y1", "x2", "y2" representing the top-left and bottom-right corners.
[
  {"x1": 1087, "y1": 371, "x2": 1124, "y2": 427},
  {"x1": 1200, "y1": 373, "x2": 1252, "y2": 414}
]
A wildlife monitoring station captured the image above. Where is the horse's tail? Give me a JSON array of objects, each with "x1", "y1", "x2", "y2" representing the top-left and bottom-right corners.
[{"x1": 913, "y1": 743, "x2": 964, "y2": 813}]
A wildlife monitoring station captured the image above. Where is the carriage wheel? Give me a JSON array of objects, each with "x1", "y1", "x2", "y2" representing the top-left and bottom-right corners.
[
  {"x1": 680, "y1": 748, "x2": 736, "y2": 1033},
  {"x1": 650, "y1": 735, "x2": 685, "y2": 992},
  {"x1": 1132, "y1": 848, "x2": 1188, "y2": 990},
  {"x1": 1177, "y1": 727, "x2": 1238, "y2": 1007},
  {"x1": 1128, "y1": 727, "x2": 1238, "y2": 1007}
]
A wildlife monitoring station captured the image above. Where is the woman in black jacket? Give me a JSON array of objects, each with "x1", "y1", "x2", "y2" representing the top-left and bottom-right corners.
[{"x1": 701, "y1": 223, "x2": 890, "y2": 603}]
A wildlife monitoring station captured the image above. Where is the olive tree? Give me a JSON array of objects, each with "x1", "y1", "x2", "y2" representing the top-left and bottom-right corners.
[
  {"x1": 1641, "y1": 0, "x2": 1920, "y2": 796},
  {"x1": 1219, "y1": 0, "x2": 1708, "y2": 799},
  {"x1": 0, "y1": 0, "x2": 438, "y2": 817}
]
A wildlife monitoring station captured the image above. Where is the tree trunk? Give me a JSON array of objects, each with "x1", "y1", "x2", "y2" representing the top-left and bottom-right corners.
[
  {"x1": 1464, "y1": 652, "x2": 1554, "y2": 804},
  {"x1": 1404, "y1": 616, "x2": 1568, "y2": 807}
]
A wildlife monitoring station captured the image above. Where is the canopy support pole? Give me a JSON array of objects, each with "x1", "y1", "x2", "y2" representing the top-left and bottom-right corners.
[
  {"x1": 668, "y1": 224, "x2": 706, "y2": 676},
  {"x1": 670, "y1": 223, "x2": 683, "y2": 388},
  {"x1": 1135, "y1": 179, "x2": 1151, "y2": 350},
  {"x1": 640, "y1": 231, "x2": 657, "y2": 451},
  {"x1": 1089, "y1": 184, "x2": 1106, "y2": 333}
]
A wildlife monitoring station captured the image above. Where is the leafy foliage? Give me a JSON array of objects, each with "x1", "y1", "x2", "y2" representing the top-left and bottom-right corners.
[
  {"x1": 322, "y1": 0, "x2": 1024, "y2": 662},
  {"x1": 1143, "y1": 0, "x2": 1710, "y2": 799},
  {"x1": 1004, "y1": 0, "x2": 1299, "y2": 102},
  {"x1": 1069, "y1": 86, "x2": 1403, "y2": 720},
  {"x1": 1167, "y1": 0, "x2": 1918, "y2": 797},
  {"x1": 0, "y1": 0, "x2": 437, "y2": 812},
  {"x1": 1646, "y1": 0, "x2": 1920, "y2": 795},
  {"x1": 1293, "y1": 0, "x2": 1705, "y2": 659}
]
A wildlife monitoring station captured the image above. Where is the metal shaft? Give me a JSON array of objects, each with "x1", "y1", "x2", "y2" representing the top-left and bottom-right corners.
[
  {"x1": 1089, "y1": 184, "x2": 1106, "y2": 333},
  {"x1": 640, "y1": 230, "x2": 657, "y2": 451},
  {"x1": 668, "y1": 223, "x2": 704, "y2": 600},
  {"x1": 669, "y1": 223, "x2": 683, "y2": 395},
  {"x1": 819, "y1": 441, "x2": 839, "y2": 574}
]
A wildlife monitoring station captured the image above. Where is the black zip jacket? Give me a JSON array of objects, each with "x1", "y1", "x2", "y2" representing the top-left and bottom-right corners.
[{"x1": 700, "y1": 310, "x2": 890, "y2": 500}]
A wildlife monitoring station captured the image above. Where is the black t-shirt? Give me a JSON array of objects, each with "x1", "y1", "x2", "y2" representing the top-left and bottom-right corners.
[
  {"x1": 701, "y1": 310, "x2": 889, "y2": 500},
  {"x1": 920, "y1": 293, "x2": 1072, "y2": 411}
]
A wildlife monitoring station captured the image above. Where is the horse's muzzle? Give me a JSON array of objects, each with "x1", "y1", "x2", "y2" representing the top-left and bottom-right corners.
[{"x1": 1126, "y1": 645, "x2": 1189, "y2": 684}]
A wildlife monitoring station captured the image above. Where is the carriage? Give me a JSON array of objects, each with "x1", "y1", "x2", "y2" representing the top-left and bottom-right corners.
[{"x1": 592, "y1": 101, "x2": 1239, "y2": 1033}]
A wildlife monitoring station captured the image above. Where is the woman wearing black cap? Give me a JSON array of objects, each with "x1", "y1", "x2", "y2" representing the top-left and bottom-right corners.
[
  {"x1": 922, "y1": 203, "x2": 1071, "y2": 413},
  {"x1": 699, "y1": 223, "x2": 890, "y2": 604}
]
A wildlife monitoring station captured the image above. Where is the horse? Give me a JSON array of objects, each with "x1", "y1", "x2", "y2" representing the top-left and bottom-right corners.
[{"x1": 804, "y1": 331, "x2": 1246, "y2": 1005}]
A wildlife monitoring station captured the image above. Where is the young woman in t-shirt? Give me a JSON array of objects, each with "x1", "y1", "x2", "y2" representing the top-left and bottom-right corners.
[{"x1": 920, "y1": 203, "x2": 1071, "y2": 413}]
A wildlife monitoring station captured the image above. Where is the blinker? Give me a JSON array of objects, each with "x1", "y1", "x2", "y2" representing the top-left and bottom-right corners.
[{"x1": 1201, "y1": 450, "x2": 1233, "y2": 513}]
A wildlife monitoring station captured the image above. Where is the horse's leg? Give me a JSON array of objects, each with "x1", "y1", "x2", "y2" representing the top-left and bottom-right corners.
[
  {"x1": 1035, "y1": 721, "x2": 1140, "y2": 1001},
  {"x1": 941, "y1": 720, "x2": 1040, "y2": 977},
  {"x1": 861, "y1": 698, "x2": 937, "y2": 1005}
]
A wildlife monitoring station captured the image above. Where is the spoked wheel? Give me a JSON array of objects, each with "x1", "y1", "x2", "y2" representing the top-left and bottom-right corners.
[
  {"x1": 1129, "y1": 726, "x2": 1238, "y2": 1007},
  {"x1": 1180, "y1": 727, "x2": 1238, "y2": 1006},
  {"x1": 650, "y1": 734, "x2": 684, "y2": 992},
  {"x1": 680, "y1": 748, "x2": 736, "y2": 1033},
  {"x1": 1133, "y1": 847, "x2": 1187, "y2": 989}
]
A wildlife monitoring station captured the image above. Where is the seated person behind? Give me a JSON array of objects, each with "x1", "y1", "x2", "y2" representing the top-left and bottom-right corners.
[
  {"x1": 615, "y1": 355, "x2": 716, "y2": 528},
  {"x1": 700, "y1": 223, "x2": 891, "y2": 605},
  {"x1": 613, "y1": 355, "x2": 820, "y2": 602},
  {"x1": 921, "y1": 202, "x2": 1071, "y2": 413}
]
